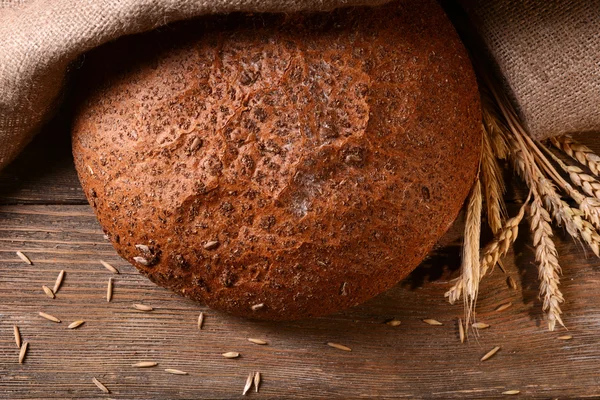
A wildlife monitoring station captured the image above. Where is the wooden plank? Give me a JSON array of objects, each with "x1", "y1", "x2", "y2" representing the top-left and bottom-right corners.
[
  {"x1": 0, "y1": 112, "x2": 86, "y2": 205},
  {"x1": 0, "y1": 204, "x2": 598, "y2": 398}
]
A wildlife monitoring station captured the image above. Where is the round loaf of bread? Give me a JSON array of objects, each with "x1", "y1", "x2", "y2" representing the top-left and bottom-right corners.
[{"x1": 72, "y1": 0, "x2": 481, "y2": 320}]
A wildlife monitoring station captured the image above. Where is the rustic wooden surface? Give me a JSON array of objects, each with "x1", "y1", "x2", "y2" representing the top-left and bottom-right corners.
[{"x1": 1, "y1": 120, "x2": 599, "y2": 399}]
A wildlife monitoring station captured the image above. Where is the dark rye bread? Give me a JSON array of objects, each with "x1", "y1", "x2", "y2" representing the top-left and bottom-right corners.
[{"x1": 72, "y1": 0, "x2": 481, "y2": 320}]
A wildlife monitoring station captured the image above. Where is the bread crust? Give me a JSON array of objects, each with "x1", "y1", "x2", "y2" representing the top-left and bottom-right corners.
[{"x1": 72, "y1": 0, "x2": 481, "y2": 320}]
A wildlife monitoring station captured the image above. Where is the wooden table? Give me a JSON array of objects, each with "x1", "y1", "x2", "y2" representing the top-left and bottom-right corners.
[{"x1": 1, "y1": 113, "x2": 599, "y2": 399}]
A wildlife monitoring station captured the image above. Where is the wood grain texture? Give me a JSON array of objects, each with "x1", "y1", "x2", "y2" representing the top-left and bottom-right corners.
[
  {"x1": 1, "y1": 114, "x2": 600, "y2": 398},
  {"x1": 0, "y1": 112, "x2": 85, "y2": 205},
  {"x1": 0, "y1": 204, "x2": 599, "y2": 399}
]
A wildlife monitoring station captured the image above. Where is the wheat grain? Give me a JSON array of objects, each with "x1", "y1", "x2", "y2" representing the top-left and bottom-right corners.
[
  {"x1": 19, "y1": 342, "x2": 28, "y2": 364},
  {"x1": 551, "y1": 136, "x2": 600, "y2": 176},
  {"x1": 574, "y1": 194, "x2": 600, "y2": 231},
  {"x1": 133, "y1": 304, "x2": 153, "y2": 311},
  {"x1": 507, "y1": 276, "x2": 517, "y2": 290},
  {"x1": 251, "y1": 303, "x2": 264, "y2": 311},
  {"x1": 107, "y1": 278, "x2": 113, "y2": 302},
  {"x1": 254, "y1": 371, "x2": 261, "y2": 393},
  {"x1": 53, "y1": 270, "x2": 65, "y2": 293},
  {"x1": 247, "y1": 338, "x2": 268, "y2": 345},
  {"x1": 445, "y1": 278, "x2": 464, "y2": 305},
  {"x1": 458, "y1": 318, "x2": 465, "y2": 344},
  {"x1": 558, "y1": 335, "x2": 573, "y2": 340},
  {"x1": 133, "y1": 256, "x2": 149, "y2": 266},
  {"x1": 100, "y1": 260, "x2": 119, "y2": 274},
  {"x1": 472, "y1": 322, "x2": 490, "y2": 329},
  {"x1": 39, "y1": 312, "x2": 60, "y2": 323},
  {"x1": 222, "y1": 352, "x2": 240, "y2": 358},
  {"x1": 165, "y1": 369, "x2": 188, "y2": 375},
  {"x1": 13, "y1": 326, "x2": 21, "y2": 348},
  {"x1": 386, "y1": 319, "x2": 401, "y2": 327},
  {"x1": 243, "y1": 372, "x2": 253, "y2": 395},
  {"x1": 189, "y1": 137, "x2": 202, "y2": 152},
  {"x1": 203, "y1": 240, "x2": 219, "y2": 250},
  {"x1": 68, "y1": 320, "x2": 85, "y2": 329},
  {"x1": 42, "y1": 285, "x2": 55, "y2": 299},
  {"x1": 422, "y1": 319, "x2": 443, "y2": 326},
  {"x1": 565, "y1": 165, "x2": 600, "y2": 200},
  {"x1": 502, "y1": 390, "x2": 520, "y2": 395},
  {"x1": 197, "y1": 312, "x2": 204, "y2": 330},
  {"x1": 480, "y1": 346, "x2": 500, "y2": 361},
  {"x1": 135, "y1": 244, "x2": 150, "y2": 252},
  {"x1": 92, "y1": 378, "x2": 109, "y2": 393},
  {"x1": 495, "y1": 302, "x2": 512, "y2": 312},
  {"x1": 16, "y1": 251, "x2": 32, "y2": 265},
  {"x1": 327, "y1": 342, "x2": 351, "y2": 351},
  {"x1": 133, "y1": 362, "x2": 158, "y2": 368}
]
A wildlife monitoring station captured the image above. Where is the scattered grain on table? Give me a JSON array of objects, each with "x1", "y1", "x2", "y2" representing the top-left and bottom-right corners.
[
  {"x1": 481, "y1": 346, "x2": 501, "y2": 361},
  {"x1": 16, "y1": 251, "x2": 32, "y2": 265},
  {"x1": 327, "y1": 342, "x2": 351, "y2": 351},
  {"x1": 100, "y1": 260, "x2": 119, "y2": 274}
]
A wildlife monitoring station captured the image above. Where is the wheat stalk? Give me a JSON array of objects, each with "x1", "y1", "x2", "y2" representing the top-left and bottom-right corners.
[
  {"x1": 454, "y1": 57, "x2": 600, "y2": 330},
  {"x1": 481, "y1": 126, "x2": 507, "y2": 234},
  {"x1": 450, "y1": 45, "x2": 600, "y2": 331},
  {"x1": 551, "y1": 136, "x2": 600, "y2": 176}
]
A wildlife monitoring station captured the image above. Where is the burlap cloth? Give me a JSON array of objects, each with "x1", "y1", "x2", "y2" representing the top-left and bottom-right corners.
[{"x1": 1, "y1": 0, "x2": 599, "y2": 171}]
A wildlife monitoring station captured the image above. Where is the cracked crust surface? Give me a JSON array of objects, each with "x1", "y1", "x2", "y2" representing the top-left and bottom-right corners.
[{"x1": 72, "y1": 0, "x2": 481, "y2": 320}]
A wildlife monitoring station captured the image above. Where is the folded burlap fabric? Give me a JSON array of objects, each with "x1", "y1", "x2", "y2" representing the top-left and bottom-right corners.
[
  {"x1": 1, "y1": 0, "x2": 599, "y2": 172},
  {"x1": 0, "y1": 0, "x2": 387, "y2": 171},
  {"x1": 460, "y1": 0, "x2": 600, "y2": 140}
]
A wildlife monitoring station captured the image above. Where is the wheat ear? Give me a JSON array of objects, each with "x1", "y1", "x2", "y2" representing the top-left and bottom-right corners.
[
  {"x1": 540, "y1": 141, "x2": 600, "y2": 199},
  {"x1": 510, "y1": 137, "x2": 600, "y2": 256},
  {"x1": 460, "y1": 178, "x2": 483, "y2": 323},
  {"x1": 551, "y1": 136, "x2": 600, "y2": 176},
  {"x1": 481, "y1": 82, "x2": 585, "y2": 330},
  {"x1": 481, "y1": 126, "x2": 507, "y2": 234},
  {"x1": 528, "y1": 193, "x2": 564, "y2": 331},
  {"x1": 538, "y1": 142, "x2": 600, "y2": 232},
  {"x1": 460, "y1": 50, "x2": 600, "y2": 331},
  {"x1": 481, "y1": 89, "x2": 509, "y2": 160},
  {"x1": 445, "y1": 194, "x2": 525, "y2": 305},
  {"x1": 480, "y1": 199, "x2": 528, "y2": 279},
  {"x1": 562, "y1": 165, "x2": 600, "y2": 200}
]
